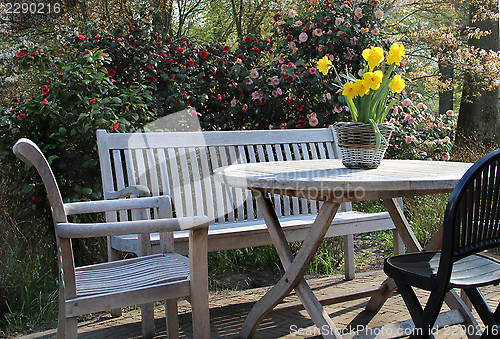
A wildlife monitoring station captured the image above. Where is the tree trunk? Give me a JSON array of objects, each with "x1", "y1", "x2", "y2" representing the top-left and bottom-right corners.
[
  {"x1": 438, "y1": 57, "x2": 454, "y2": 115},
  {"x1": 456, "y1": 0, "x2": 500, "y2": 145}
]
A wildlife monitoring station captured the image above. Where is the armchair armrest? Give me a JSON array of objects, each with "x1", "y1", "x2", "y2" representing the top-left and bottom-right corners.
[
  {"x1": 64, "y1": 196, "x2": 171, "y2": 216},
  {"x1": 56, "y1": 215, "x2": 209, "y2": 238}
]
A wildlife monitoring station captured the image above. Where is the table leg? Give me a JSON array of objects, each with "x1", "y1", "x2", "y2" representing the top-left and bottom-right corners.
[{"x1": 239, "y1": 192, "x2": 342, "y2": 338}]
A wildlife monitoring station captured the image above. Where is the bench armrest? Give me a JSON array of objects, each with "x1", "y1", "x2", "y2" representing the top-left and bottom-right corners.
[
  {"x1": 105, "y1": 185, "x2": 151, "y2": 199},
  {"x1": 64, "y1": 196, "x2": 171, "y2": 215},
  {"x1": 56, "y1": 216, "x2": 209, "y2": 238}
]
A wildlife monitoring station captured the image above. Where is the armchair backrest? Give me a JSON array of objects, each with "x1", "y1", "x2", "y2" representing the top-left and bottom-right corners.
[
  {"x1": 439, "y1": 149, "x2": 500, "y2": 280},
  {"x1": 13, "y1": 138, "x2": 77, "y2": 298}
]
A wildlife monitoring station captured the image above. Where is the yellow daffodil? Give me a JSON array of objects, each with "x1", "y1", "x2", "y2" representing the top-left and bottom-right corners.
[
  {"x1": 342, "y1": 81, "x2": 357, "y2": 100},
  {"x1": 387, "y1": 42, "x2": 405, "y2": 65},
  {"x1": 363, "y1": 70, "x2": 383, "y2": 90},
  {"x1": 354, "y1": 79, "x2": 370, "y2": 97},
  {"x1": 362, "y1": 46, "x2": 384, "y2": 71},
  {"x1": 316, "y1": 56, "x2": 332, "y2": 75},
  {"x1": 389, "y1": 74, "x2": 405, "y2": 93}
]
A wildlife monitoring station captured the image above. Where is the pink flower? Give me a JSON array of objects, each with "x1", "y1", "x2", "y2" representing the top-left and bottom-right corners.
[
  {"x1": 441, "y1": 152, "x2": 451, "y2": 161},
  {"x1": 251, "y1": 91, "x2": 262, "y2": 100},
  {"x1": 405, "y1": 136, "x2": 415, "y2": 143},
  {"x1": 288, "y1": 41, "x2": 297, "y2": 50},
  {"x1": 31, "y1": 50, "x2": 39, "y2": 56},
  {"x1": 335, "y1": 17, "x2": 344, "y2": 26},
  {"x1": 19, "y1": 113, "x2": 26, "y2": 118},
  {"x1": 408, "y1": 117, "x2": 415, "y2": 124},
  {"x1": 270, "y1": 76, "x2": 280, "y2": 86},
  {"x1": 242, "y1": 104, "x2": 248, "y2": 112},
  {"x1": 375, "y1": 9, "x2": 384, "y2": 19},
  {"x1": 42, "y1": 85, "x2": 49, "y2": 95},
  {"x1": 333, "y1": 106, "x2": 343, "y2": 114},
  {"x1": 231, "y1": 99, "x2": 237, "y2": 107},
  {"x1": 112, "y1": 122, "x2": 120, "y2": 130},
  {"x1": 417, "y1": 102, "x2": 427, "y2": 109},
  {"x1": 41, "y1": 98, "x2": 48, "y2": 106},
  {"x1": 309, "y1": 67, "x2": 317, "y2": 75},
  {"x1": 16, "y1": 50, "x2": 28, "y2": 58},
  {"x1": 90, "y1": 98, "x2": 98, "y2": 104},
  {"x1": 309, "y1": 117, "x2": 319, "y2": 126},
  {"x1": 249, "y1": 69, "x2": 259, "y2": 79},
  {"x1": 354, "y1": 7, "x2": 363, "y2": 19},
  {"x1": 298, "y1": 32, "x2": 308, "y2": 43},
  {"x1": 371, "y1": 28, "x2": 380, "y2": 35},
  {"x1": 76, "y1": 34, "x2": 85, "y2": 40},
  {"x1": 446, "y1": 110, "x2": 454, "y2": 116},
  {"x1": 313, "y1": 28, "x2": 323, "y2": 37},
  {"x1": 402, "y1": 98, "x2": 412, "y2": 107}
]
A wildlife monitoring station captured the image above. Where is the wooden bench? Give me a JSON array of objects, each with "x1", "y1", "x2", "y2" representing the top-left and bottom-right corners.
[{"x1": 97, "y1": 127, "x2": 403, "y2": 280}]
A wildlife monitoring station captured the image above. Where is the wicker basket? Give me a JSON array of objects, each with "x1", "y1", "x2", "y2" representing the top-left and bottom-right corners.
[{"x1": 334, "y1": 122, "x2": 395, "y2": 169}]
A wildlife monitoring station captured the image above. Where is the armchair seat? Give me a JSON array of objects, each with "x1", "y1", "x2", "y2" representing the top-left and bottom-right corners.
[
  {"x1": 385, "y1": 251, "x2": 500, "y2": 291},
  {"x1": 75, "y1": 253, "x2": 189, "y2": 298}
]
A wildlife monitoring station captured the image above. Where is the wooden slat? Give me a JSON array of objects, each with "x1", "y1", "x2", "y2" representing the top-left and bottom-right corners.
[
  {"x1": 238, "y1": 145, "x2": 255, "y2": 221},
  {"x1": 274, "y1": 144, "x2": 291, "y2": 216},
  {"x1": 112, "y1": 150, "x2": 127, "y2": 222},
  {"x1": 157, "y1": 149, "x2": 172, "y2": 198},
  {"x1": 188, "y1": 148, "x2": 205, "y2": 217},
  {"x1": 293, "y1": 143, "x2": 309, "y2": 214},
  {"x1": 178, "y1": 148, "x2": 194, "y2": 217},
  {"x1": 304, "y1": 143, "x2": 318, "y2": 213},
  {"x1": 146, "y1": 149, "x2": 160, "y2": 197},
  {"x1": 98, "y1": 128, "x2": 336, "y2": 149},
  {"x1": 219, "y1": 146, "x2": 235, "y2": 222},
  {"x1": 228, "y1": 146, "x2": 245, "y2": 221},
  {"x1": 199, "y1": 147, "x2": 215, "y2": 222},
  {"x1": 167, "y1": 148, "x2": 184, "y2": 218},
  {"x1": 266, "y1": 144, "x2": 282, "y2": 217},
  {"x1": 283, "y1": 144, "x2": 300, "y2": 215},
  {"x1": 209, "y1": 146, "x2": 225, "y2": 223},
  {"x1": 247, "y1": 145, "x2": 262, "y2": 219}
]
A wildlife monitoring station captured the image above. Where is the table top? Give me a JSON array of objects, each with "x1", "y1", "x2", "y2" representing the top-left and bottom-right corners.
[{"x1": 214, "y1": 159, "x2": 473, "y2": 202}]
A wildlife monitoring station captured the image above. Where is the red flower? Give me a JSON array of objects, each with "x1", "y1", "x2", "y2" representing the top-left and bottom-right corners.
[
  {"x1": 42, "y1": 85, "x2": 49, "y2": 95},
  {"x1": 19, "y1": 113, "x2": 26, "y2": 118},
  {"x1": 296, "y1": 104, "x2": 304, "y2": 111},
  {"x1": 85, "y1": 50, "x2": 92, "y2": 55},
  {"x1": 273, "y1": 13, "x2": 281, "y2": 22},
  {"x1": 245, "y1": 36, "x2": 252, "y2": 42},
  {"x1": 168, "y1": 59, "x2": 174, "y2": 66},
  {"x1": 326, "y1": 0, "x2": 332, "y2": 4},
  {"x1": 12, "y1": 98, "x2": 19, "y2": 103},
  {"x1": 251, "y1": 47, "x2": 260, "y2": 52},
  {"x1": 31, "y1": 50, "x2": 39, "y2": 56},
  {"x1": 107, "y1": 68, "x2": 116, "y2": 77},
  {"x1": 224, "y1": 46, "x2": 230, "y2": 52},
  {"x1": 217, "y1": 94, "x2": 222, "y2": 102},
  {"x1": 187, "y1": 59, "x2": 194, "y2": 67},
  {"x1": 199, "y1": 50, "x2": 208, "y2": 59},
  {"x1": 112, "y1": 122, "x2": 120, "y2": 130},
  {"x1": 89, "y1": 98, "x2": 97, "y2": 104},
  {"x1": 32, "y1": 196, "x2": 41, "y2": 204},
  {"x1": 160, "y1": 53, "x2": 168, "y2": 58},
  {"x1": 101, "y1": 54, "x2": 107, "y2": 58},
  {"x1": 16, "y1": 50, "x2": 28, "y2": 58},
  {"x1": 41, "y1": 98, "x2": 48, "y2": 106},
  {"x1": 147, "y1": 76, "x2": 156, "y2": 83},
  {"x1": 76, "y1": 34, "x2": 85, "y2": 40},
  {"x1": 177, "y1": 47, "x2": 184, "y2": 52},
  {"x1": 130, "y1": 40, "x2": 137, "y2": 46},
  {"x1": 173, "y1": 75, "x2": 177, "y2": 80}
]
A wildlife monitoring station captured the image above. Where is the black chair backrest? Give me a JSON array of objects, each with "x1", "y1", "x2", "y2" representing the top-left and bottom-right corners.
[{"x1": 440, "y1": 149, "x2": 500, "y2": 274}]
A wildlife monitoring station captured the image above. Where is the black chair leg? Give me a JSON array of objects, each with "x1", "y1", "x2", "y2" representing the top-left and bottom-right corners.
[
  {"x1": 465, "y1": 287, "x2": 500, "y2": 337},
  {"x1": 395, "y1": 281, "x2": 446, "y2": 339}
]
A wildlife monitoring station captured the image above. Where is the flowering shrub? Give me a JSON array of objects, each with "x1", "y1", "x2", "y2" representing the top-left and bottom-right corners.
[
  {"x1": 385, "y1": 94, "x2": 456, "y2": 161},
  {"x1": 0, "y1": 45, "x2": 154, "y2": 201}
]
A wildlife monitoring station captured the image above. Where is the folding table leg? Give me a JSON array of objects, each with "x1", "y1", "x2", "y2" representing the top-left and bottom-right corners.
[{"x1": 239, "y1": 193, "x2": 342, "y2": 338}]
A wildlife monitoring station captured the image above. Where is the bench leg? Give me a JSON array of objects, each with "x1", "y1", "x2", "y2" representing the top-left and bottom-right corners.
[
  {"x1": 141, "y1": 303, "x2": 155, "y2": 338},
  {"x1": 166, "y1": 299, "x2": 180, "y2": 339},
  {"x1": 343, "y1": 234, "x2": 355, "y2": 280},
  {"x1": 107, "y1": 237, "x2": 123, "y2": 317},
  {"x1": 393, "y1": 229, "x2": 405, "y2": 255}
]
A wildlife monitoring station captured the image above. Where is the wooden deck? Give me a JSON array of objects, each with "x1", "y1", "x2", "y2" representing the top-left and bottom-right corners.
[{"x1": 20, "y1": 270, "x2": 500, "y2": 338}]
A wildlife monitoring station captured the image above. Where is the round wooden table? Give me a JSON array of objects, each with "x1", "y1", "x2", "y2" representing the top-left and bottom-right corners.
[{"x1": 215, "y1": 159, "x2": 477, "y2": 338}]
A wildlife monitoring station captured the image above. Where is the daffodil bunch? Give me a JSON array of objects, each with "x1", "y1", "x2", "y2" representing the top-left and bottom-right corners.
[{"x1": 317, "y1": 42, "x2": 406, "y2": 149}]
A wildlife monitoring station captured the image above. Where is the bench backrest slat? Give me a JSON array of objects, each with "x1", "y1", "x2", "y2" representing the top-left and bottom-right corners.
[{"x1": 97, "y1": 128, "x2": 347, "y2": 224}]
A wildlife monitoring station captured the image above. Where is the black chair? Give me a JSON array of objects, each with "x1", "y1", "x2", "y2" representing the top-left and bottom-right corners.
[{"x1": 384, "y1": 149, "x2": 500, "y2": 338}]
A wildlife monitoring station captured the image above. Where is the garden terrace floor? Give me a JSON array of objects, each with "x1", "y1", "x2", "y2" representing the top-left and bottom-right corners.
[{"x1": 19, "y1": 270, "x2": 499, "y2": 338}]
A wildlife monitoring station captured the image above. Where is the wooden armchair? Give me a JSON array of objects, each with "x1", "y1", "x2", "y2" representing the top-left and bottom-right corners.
[
  {"x1": 384, "y1": 148, "x2": 500, "y2": 338},
  {"x1": 13, "y1": 138, "x2": 210, "y2": 338}
]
